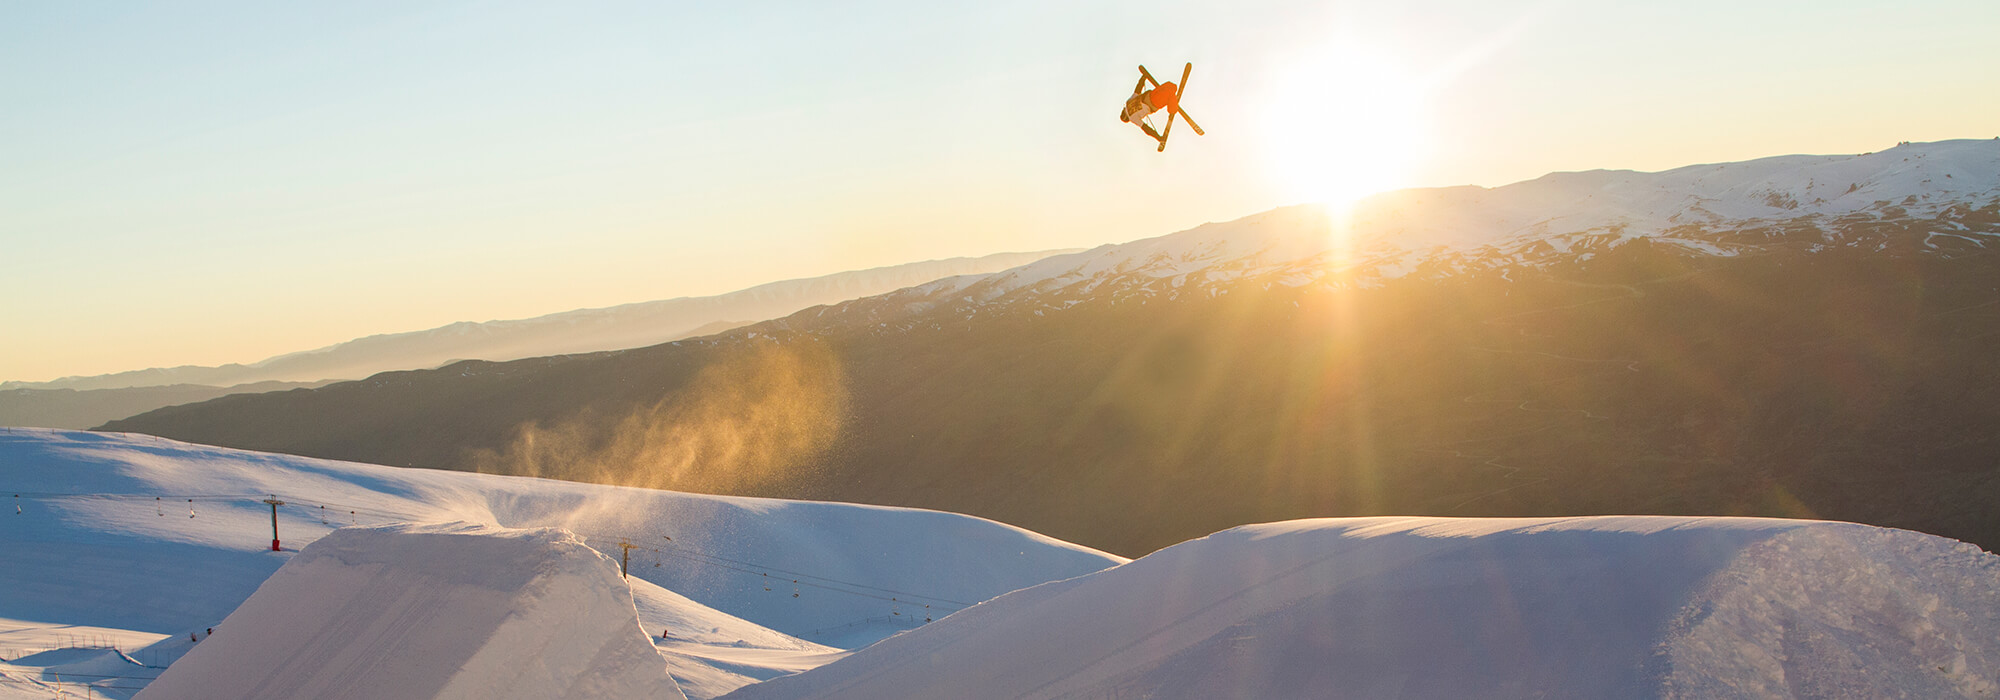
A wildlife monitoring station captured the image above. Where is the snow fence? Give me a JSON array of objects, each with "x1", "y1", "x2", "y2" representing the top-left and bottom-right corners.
[{"x1": 134, "y1": 521, "x2": 686, "y2": 700}]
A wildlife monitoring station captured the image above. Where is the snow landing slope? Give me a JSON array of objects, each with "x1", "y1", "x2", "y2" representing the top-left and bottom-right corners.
[
  {"x1": 0, "y1": 429, "x2": 1122, "y2": 699},
  {"x1": 137, "y1": 522, "x2": 685, "y2": 700},
  {"x1": 725, "y1": 517, "x2": 2000, "y2": 700}
]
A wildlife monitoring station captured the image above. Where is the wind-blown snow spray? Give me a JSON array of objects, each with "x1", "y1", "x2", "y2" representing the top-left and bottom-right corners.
[{"x1": 469, "y1": 338, "x2": 848, "y2": 496}]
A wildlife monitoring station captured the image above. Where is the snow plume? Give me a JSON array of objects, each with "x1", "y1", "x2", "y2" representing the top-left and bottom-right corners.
[
  {"x1": 469, "y1": 338, "x2": 848, "y2": 496},
  {"x1": 134, "y1": 522, "x2": 686, "y2": 700}
]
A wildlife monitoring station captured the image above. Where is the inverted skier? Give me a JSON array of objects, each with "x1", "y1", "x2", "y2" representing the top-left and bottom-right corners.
[
  {"x1": 1119, "y1": 63, "x2": 1204, "y2": 151},
  {"x1": 1120, "y1": 80, "x2": 1180, "y2": 141}
]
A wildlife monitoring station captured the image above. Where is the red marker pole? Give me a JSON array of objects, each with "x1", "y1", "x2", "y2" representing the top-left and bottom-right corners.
[{"x1": 263, "y1": 498, "x2": 286, "y2": 551}]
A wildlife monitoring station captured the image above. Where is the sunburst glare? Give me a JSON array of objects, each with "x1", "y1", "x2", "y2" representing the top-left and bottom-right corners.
[{"x1": 1260, "y1": 43, "x2": 1434, "y2": 214}]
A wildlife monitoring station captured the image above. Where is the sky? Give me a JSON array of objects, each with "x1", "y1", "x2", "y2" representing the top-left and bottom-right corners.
[{"x1": 4, "y1": 0, "x2": 1998, "y2": 383}]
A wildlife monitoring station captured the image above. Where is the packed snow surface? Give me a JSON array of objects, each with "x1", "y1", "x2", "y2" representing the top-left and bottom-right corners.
[
  {"x1": 0, "y1": 429, "x2": 1121, "y2": 698},
  {"x1": 725, "y1": 516, "x2": 2000, "y2": 700},
  {"x1": 135, "y1": 522, "x2": 686, "y2": 700}
]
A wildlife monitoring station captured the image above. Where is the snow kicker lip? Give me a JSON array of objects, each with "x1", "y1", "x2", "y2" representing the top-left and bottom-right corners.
[{"x1": 134, "y1": 521, "x2": 689, "y2": 700}]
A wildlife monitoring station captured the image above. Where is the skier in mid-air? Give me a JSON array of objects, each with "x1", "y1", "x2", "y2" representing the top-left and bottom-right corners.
[
  {"x1": 1120, "y1": 63, "x2": 1204, "y2": 151},
  {"x1": 1120, "y1": 80, "x2": 1180, "y2": 141}
]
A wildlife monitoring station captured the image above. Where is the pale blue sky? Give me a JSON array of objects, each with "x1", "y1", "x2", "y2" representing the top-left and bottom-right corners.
[{"x1": 5, "y1": 0, "x2": 1996, "y2": 381}]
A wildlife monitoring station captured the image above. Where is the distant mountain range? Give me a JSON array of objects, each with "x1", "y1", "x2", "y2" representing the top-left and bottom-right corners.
[
  {"x1": 105, "y1": 139, "x2": 2000, "y2": 556},
  {"x1": 9, "y1": 250, "x2": 1073, "y2": 392},
  {"x1": 2, "y1": 251, "x2": 1072, "y2": 428},
  {"x1": 0, "y1": 381, "x2": 333, "y2": 430}
]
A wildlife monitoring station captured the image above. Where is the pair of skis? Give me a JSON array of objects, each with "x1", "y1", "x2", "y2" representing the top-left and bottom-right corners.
[{"x1": 1138, "y1": 63, "x2": 1205, "y2": 152}]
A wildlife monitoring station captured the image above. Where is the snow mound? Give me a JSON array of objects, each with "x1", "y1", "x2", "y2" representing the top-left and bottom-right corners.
[
  {"x1": 135, "y1": 522, "x2": 685, "y2": 700},
  {"x1": 2, "y1": 429, "x2": 1118, "y2": 697},
  {"x1": 625, "y1": 577, "x2": 845, "y2": 699},
  {"x1": 0, "y1": 429, "x2": 1121, "y2": 648},
  {"x1": 724, "y1": 516, "x2": 2000, "y2": 700},
  {"x1": 0, "y1": 645, "x2": 156, "y2": 700}
]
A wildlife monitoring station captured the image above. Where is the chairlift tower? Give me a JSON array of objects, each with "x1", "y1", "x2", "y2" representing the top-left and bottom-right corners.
[{"x1": 262, "y1": 497, "x2": 285, "y2": 551}]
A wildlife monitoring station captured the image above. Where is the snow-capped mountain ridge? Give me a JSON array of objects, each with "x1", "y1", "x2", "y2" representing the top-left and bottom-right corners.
[
  {"x1": 1362, "y1": 138, "x2": 2000, "y2": 248},
  {"x1": 777, "y1": 139, "x2": 2000, "y2": 332}
]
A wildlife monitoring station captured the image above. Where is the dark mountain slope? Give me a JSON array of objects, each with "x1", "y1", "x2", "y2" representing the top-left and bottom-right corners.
[
  {"x1": 106, "y1": 141, "x2": 2000, "y2": 555},
  {"x1": 105, "y1": 230, "x2": 2000, "y2": 556}
]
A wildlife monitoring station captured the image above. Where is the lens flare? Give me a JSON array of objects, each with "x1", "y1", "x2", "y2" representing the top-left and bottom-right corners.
[{"x1": 1260, "y1": 43, "x2": 1433, "y2": 212}]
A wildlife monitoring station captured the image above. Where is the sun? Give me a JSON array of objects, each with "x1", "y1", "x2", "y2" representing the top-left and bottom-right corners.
[{"x1": 1259, "y1": 44, "x2": 1433, "y2": 213}]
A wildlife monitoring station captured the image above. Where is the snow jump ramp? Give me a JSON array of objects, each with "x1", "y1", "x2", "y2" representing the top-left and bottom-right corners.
[{"x1": 135, "y1": 522, "x2": 686, "y2": 700}]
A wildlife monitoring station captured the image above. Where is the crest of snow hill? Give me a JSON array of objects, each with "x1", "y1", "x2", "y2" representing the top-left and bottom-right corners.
[
  {"x1": 21, "y1": 425, "x2": 1976, "y2": 700},
  {"x1": 0, "y1": 430, "x2": 1121, "y2": 700},
  {"x1": 114, "y1": 513, "x2": 2000, "y2": 700},
  {"x1": 725, "y1": 517, "x2": 2000, "y2": 700}
]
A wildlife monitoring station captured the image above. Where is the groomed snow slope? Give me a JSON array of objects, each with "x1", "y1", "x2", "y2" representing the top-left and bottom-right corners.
[
  {"x1": 0, "y1": 429, "x2": 1119, "y2": 638},
  {"x1": 0, "y1": 429, "x2": 1123, "y2": 698},
  {"x1": 725, "y1": 517, "x2": 2000, "y2": 700},
  {"x1": 135, "y1": 522, "x2": 685, "y2": 700}
]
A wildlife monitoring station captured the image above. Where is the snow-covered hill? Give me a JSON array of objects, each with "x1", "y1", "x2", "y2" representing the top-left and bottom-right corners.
[
  {"x1": 6, "y1": 436, "x2": 1997, "y2": 699},
  {"x1": 787, "y1": 139, "x2": 2000, "y2": 328},
  {"x1": 137, "y1": 523, "x2": 689, "y2": 700},
  {"x1": 3, "y1": 250, "x2": 1077, "y2": 393},
  {"x1": 727, "y1": 516, "x2": 2000, "y2": 700},
  {"x1": 0, "y1": 429, "x2": 1121, "y2": 699}
]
